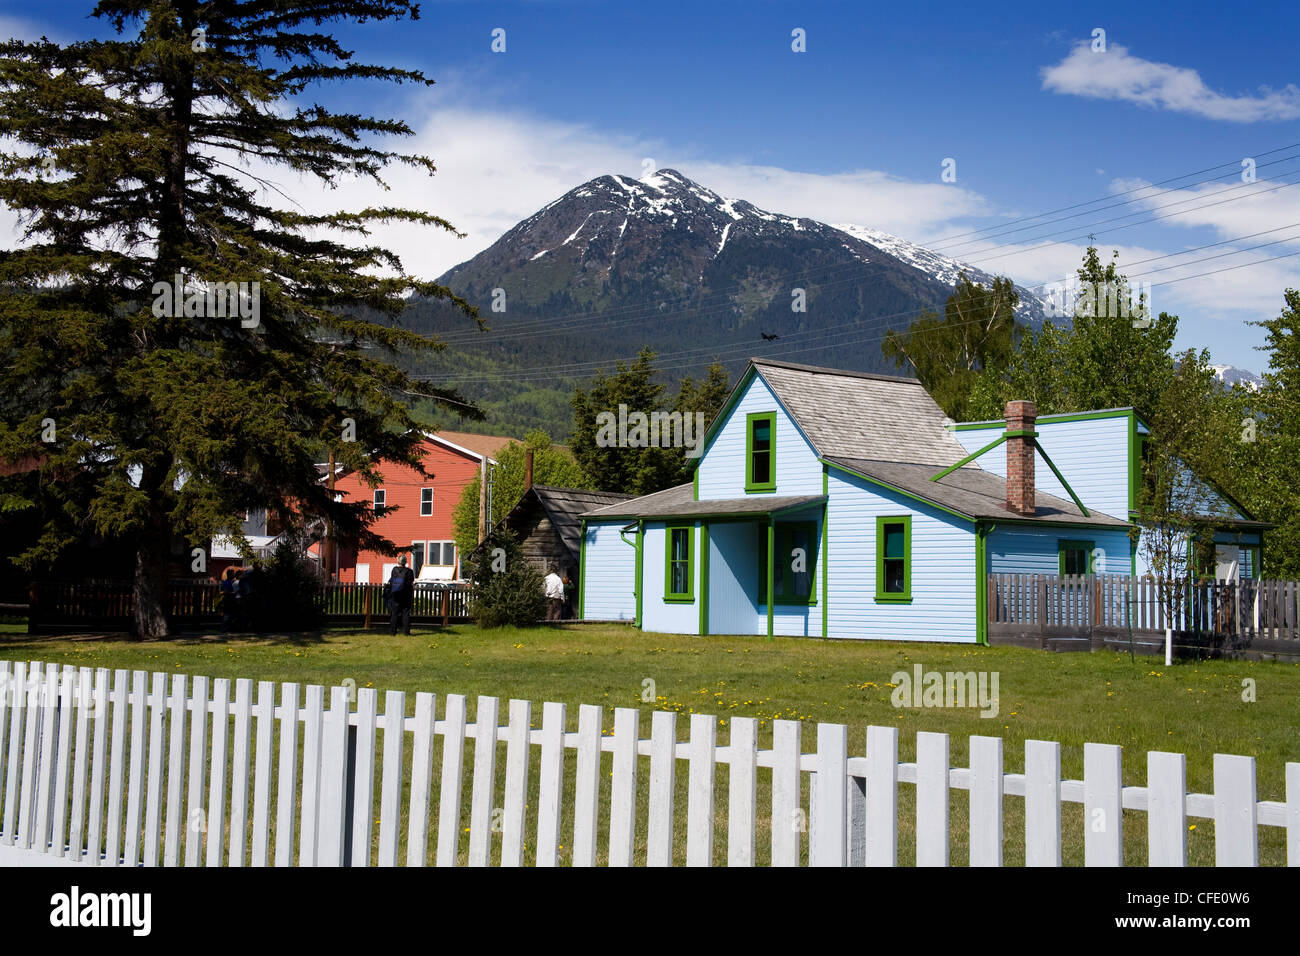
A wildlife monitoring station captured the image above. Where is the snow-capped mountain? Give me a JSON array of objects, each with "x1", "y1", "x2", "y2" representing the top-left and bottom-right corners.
[
  {"x1": 1211, "y1": 365, "x2": 1264, "y2": 390},
  {"x1": 832, "y1": 223, "x2": 1047, "y2": 324},
  {"x1": 406, "y1": 169, "x2": 1051, "y2": 403}
]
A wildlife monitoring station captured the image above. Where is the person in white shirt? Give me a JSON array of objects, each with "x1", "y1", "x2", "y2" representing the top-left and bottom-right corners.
[{"x1": 544, "y1": 566, "x2": 565, "y2": 621}]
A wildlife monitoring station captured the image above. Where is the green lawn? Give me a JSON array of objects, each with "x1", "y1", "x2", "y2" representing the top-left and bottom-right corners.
[{"x1": 2, "y1": 622, "x2": 1295, "y2": 866}]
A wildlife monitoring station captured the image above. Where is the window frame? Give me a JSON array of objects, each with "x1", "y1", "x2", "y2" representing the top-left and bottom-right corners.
[
  {"x1": 663, "y1": 523, "x2": 695, "y2": 603},
  {"x1": 875, "y1": 515, "x2": 912, "y2": 603},
  {"x1": 758, "y1": 520, "x2": 819, "y2": 606},
  {"x1": 420, "y1": 487, "x2": 433, "y2": 517},
  {"x1": 1057, "y1": 539, "x2": 1095, "y2": 575},
  {"x1": 745, "y1": 411, "x2": 777, "y2": 493},
  {"x1": 373, "y1": 488, "x2": 386, "y2": 514},
  {"x1": 411, "y1": 541, "x2": 425, "y2": 575}
]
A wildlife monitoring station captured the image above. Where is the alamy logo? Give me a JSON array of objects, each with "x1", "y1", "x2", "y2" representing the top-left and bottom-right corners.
[
  {"x1": 151, "y1": 272, "x2": 260, "y2": 328},
  {"x1": 594, "y1": 404, "x2": 706, "y2": 458},
  {"x1": 890, "y1": 664, "x2": 1000, "y2": 718},
  {"x1": 49, "y1": 886, "x2": 151, "y2": 936}
]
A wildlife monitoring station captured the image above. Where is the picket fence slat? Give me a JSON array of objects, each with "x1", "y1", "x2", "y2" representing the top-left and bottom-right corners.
[
  {"x1": 685, "y1": 713, "x2": 716, "y2": 867},
  {"x1": 274, "y1": 683, "x2": 300, "y2": 868},
  {"x1": 350, "y1": 687, "x2": 379, "y2": 868},
  {"x1": 969, "y1": 735, "x2": 1002, "y2": 866},
  {"x1": 377, "y1": 690, "x2": 406, "y2": 868},
  {"x1": 86, "y1": 669, "x2": 108, "y2": 864},
  {"x1": 915, "y1": 731, "x2": 949, "y2": 867},
  {"x1": 646, "y1": 709, "x2": 676, "y2": 867},
  {"x1": 534, "y1": 700, "x2": 565, "y2": 868},
  {"x1": 229, "y1": 680, "x2": 253, "y2": 868},
  {"x1": 726, "y1": 717, "x2": 757, "y2": 868},
  {"x1": 405, "y1": 692, "x2": 436, "y2": 868},
  {"x1": 572, "y1": 703, "x2": 602, "y2": 868},
  {"x1": 163, "y1": 675, "x2": 187, "y2": 868},
  {"x1": 467, "y1": 695, "x2": 499, "y2": 867},
  {"x1": 2, "y1": 658, "x2": 1296, "y2": 870},
  {"x1": 104, "y1": 669, "x2": 129, "y2": 865},
  {"x1": 1148, "y1": 751, "x2": 1187, "y2": 866},
  {"x1": 206, "y1": 678, "x2": 231, "y2": 867},
  {"x1": 1215, "y1": 754, "x2": 1257, "y2": 866},
  {"x1": 68, "y1": 668, "x2": 93, "y2": 863},
  {"x1": 1025, "y1": 739, "x2": 1061, "y2": 867},
  {"x1": 500, "y1": 698, "x2": 530, "y2": 868},
  {"x1": 609, "y1": 707, "x2": 639, "y2": 867},
  {"x1": 435, "y1": 694, "x2": 467, "y2": 868},
  {"x1": 1084, "y1": 742, "x2": 1124, "y2": 867},
  {"x1": 250, "y1": 681, "x2": 275, "y2": 867},
  {"x1": 770, "y1": 719, "x2": 800, "y2": 867}
]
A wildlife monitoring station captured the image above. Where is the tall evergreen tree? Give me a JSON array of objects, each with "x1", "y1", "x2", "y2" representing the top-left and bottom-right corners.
[
  {"x1": 0, "y1": 2, "x2": 477, "y2": 636},
  {"x1": 570, "y1": 349, "x2": 729, "y2": 496}
]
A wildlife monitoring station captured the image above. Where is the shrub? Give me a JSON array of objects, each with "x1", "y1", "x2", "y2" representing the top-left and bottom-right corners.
[
  {"x1": 257, "y1": 531, "x2": 325, "y2": 631},
  {"x1": 466, "y1": 529, "x2": 546, "y2": 628}
]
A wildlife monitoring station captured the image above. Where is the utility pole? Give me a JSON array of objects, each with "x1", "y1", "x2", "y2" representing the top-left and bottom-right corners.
[
  {"x1": 478, "y1": 456, "x2": 487, "y2": 544},
  {"x1": 326, "y1": 448, "x2": 335, "y2": 580}
]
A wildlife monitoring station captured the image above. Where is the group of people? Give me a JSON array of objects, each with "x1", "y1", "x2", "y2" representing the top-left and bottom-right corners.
[
  {"x1": 218, "y1": 566, "x2": 260, "y2": 633},
  {"x1": 380, "y1": 555, "x2": 575, "y2": 634}
]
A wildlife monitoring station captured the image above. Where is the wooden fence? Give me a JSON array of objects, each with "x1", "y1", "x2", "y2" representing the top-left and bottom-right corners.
[
  {"x1": 1, "y1": 659, "x2": 1296, "y2": 867},
  {"x1": 26, "y1": 581, "x2": 474, "y2": 633},
  {"x1": 988, "y1": 574, "x2": 1300, "y2": 659}
]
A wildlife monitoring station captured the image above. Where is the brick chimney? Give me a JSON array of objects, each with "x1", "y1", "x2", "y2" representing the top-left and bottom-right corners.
[
  {"x1": 1004, "y1": 400, "x2": 1037, "y2": 516},
  {"x1": 525, "y1": 449, "x2": 534, "y2": 491}
]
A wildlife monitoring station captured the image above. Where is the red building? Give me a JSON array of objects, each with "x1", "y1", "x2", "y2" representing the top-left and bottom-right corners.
[{"x1": 315, "y1": 431, "x2": 512, "y2": 584}]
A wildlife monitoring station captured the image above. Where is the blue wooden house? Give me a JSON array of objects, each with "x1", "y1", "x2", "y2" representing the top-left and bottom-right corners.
[{"x1": 577, "y1": 358, "x2": 1264, "y2": 643}]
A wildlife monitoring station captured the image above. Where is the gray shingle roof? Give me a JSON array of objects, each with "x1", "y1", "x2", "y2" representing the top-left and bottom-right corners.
[
  {"x1": 826, "y1": 457, "x2": 1129, "y2": 526},
  {"x1": 530, "y1": 486, "x2": 633, "y2": 560},
  {"x1": 582, "y1": 482, "x2": 825, "y2": 520},
  {"x1": 753, "y1": 358, "x2": 971, "y2": 466}
]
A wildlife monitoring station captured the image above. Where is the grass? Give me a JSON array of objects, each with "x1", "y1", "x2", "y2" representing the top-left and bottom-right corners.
[{"x1": 2, "y1": 622, "x2": 1295, "y2": 866}]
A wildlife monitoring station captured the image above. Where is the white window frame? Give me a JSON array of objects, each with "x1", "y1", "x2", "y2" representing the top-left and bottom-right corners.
[
  {"x1": 420, "y1": 487, "x2": 433, "y2": 516},
  {"x1": 374, "y1": 488, "x2": 386, "y2": 513}
]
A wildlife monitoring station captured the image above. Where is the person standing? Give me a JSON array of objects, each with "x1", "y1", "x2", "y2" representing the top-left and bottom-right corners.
[
  {"x1": 389, "y1": 555, "x2": 415, "y2": 635},
  {"x1": 544, "y1": 565, "x2": 565, "y2": 622},
  {"x1": 219, "y1": 568, "x2": 238, "y2": 633}
]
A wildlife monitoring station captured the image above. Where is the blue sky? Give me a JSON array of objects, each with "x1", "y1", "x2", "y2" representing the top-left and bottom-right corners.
[{"x1": 4, "y1": 0, "x2": 1300, "y2": 371}]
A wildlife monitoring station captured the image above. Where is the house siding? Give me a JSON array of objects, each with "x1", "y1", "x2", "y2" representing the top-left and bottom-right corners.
[
  {"x1": 954, "y1": 416, "x2": 1131, "y2": 520},
  {"x1": 581, "y1": 520, "x2": 636, "y2": 621},
  {"x1": 825, "y1": 468, "x2": 977, "y2": 643},
  {"x1": 641, "y1": 521, "x2": 702, "y2": 634},
  {"x1": 696, "y1": 375, "x2": 822, "y2": 500},
  {"x1": 987, "y1": 526, "x2": 1134, "y2": 576}
]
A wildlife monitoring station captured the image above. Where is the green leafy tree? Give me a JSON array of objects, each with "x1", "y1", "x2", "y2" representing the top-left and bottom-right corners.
[
  {"x1": 0, "y1": 2, "x2": 476, "y2": 637},
  {"x1": 465, "y1": 528, "x2": 546, "y2": 628},
  {"x1": 969, "y1": 247, "x2": 1173, "y2": 419},
  {"x1": 570, "y1": 349, "x2": 729, "y2": 495},
  {"x1": 1237, "y1": 289, "x2": 1300, "y2": 576},
  {"x1": 451, "y1": 430, "x2": 592, "y2": 559},
  {"x1": 882, "y1": 272, "x2": 1022, "y2": 420}
]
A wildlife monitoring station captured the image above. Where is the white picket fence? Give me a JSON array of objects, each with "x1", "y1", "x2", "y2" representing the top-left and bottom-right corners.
[{"x1": 1, "y1": 659, "x2": 1297, "y2": 867}]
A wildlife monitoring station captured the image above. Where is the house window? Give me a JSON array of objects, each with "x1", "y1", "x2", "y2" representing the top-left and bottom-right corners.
[
  {"x1": 1058, "y1": 539, "x2": 1094, "y2": 575},
  {"x1": 664, "y1": 524, "x2": 694, "y2": 602},
  {"x1": 420, "y1": 488, "x2": 433, "y2": 516},
  {"x1": 745, "y1": 412, "x2": 777, "y2": 492},
  {"x1": 426, "y1": 541, "x2": 456, "y2": 566},
  {"x1": 373, "y1": 489, "x2": 386, "y2": 515},
  {"x1": 411, "y1": 542, "x2": 424, "y2": 575},
  {"x1": 758, "y1": 521, "x2": 818, "y2": 605},
  {"x1": 875, "y1": 516, "x2": 912, "y2": 602}
]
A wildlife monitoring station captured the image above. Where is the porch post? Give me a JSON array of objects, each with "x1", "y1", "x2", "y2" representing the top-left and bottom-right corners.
[{"x1": 767, "y1": 518, "x2": 775, "y2": 641}]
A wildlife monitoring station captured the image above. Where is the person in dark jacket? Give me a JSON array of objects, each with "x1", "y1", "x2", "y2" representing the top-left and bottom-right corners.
[{"x1": 388, "y1": 555, "x2": 415, "y2": 635}]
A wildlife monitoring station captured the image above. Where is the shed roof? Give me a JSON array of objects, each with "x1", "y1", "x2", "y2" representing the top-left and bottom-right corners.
[{"x1": 582, "y1": 482, "x2": 825, "y2": 520}]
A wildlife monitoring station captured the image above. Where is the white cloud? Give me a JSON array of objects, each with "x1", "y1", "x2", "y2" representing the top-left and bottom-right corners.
[{"x1": 1041, "y1": 42, "x2": 1300, "y2": 122}]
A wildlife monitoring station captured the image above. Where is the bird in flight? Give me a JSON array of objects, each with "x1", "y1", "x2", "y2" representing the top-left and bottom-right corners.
[{"x1": 760, "y1": 331, "x2": 780, "y2": 341}]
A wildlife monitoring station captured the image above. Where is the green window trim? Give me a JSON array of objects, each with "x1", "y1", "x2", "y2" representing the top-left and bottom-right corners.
[
  {"x1": 875, "y1": 515, "x2": 912, "y2": 603},
  {"x1": 745, "y1": 411, "x2": 777, "y2": 493},
  {"x1": 757, "y1": 520, "x2": 819, "y2": 606},
  {"x1": 664, "y1": 523, "x2": 695, "y2": 603},
  {"x1": 1058, "y1": 539, "x2": 1095, "y2": 575}
]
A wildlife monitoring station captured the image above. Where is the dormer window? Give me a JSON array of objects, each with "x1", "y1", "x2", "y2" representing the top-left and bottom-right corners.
[{"x1": 746, "y1": 412, "x2": 776, "y2": 492}]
